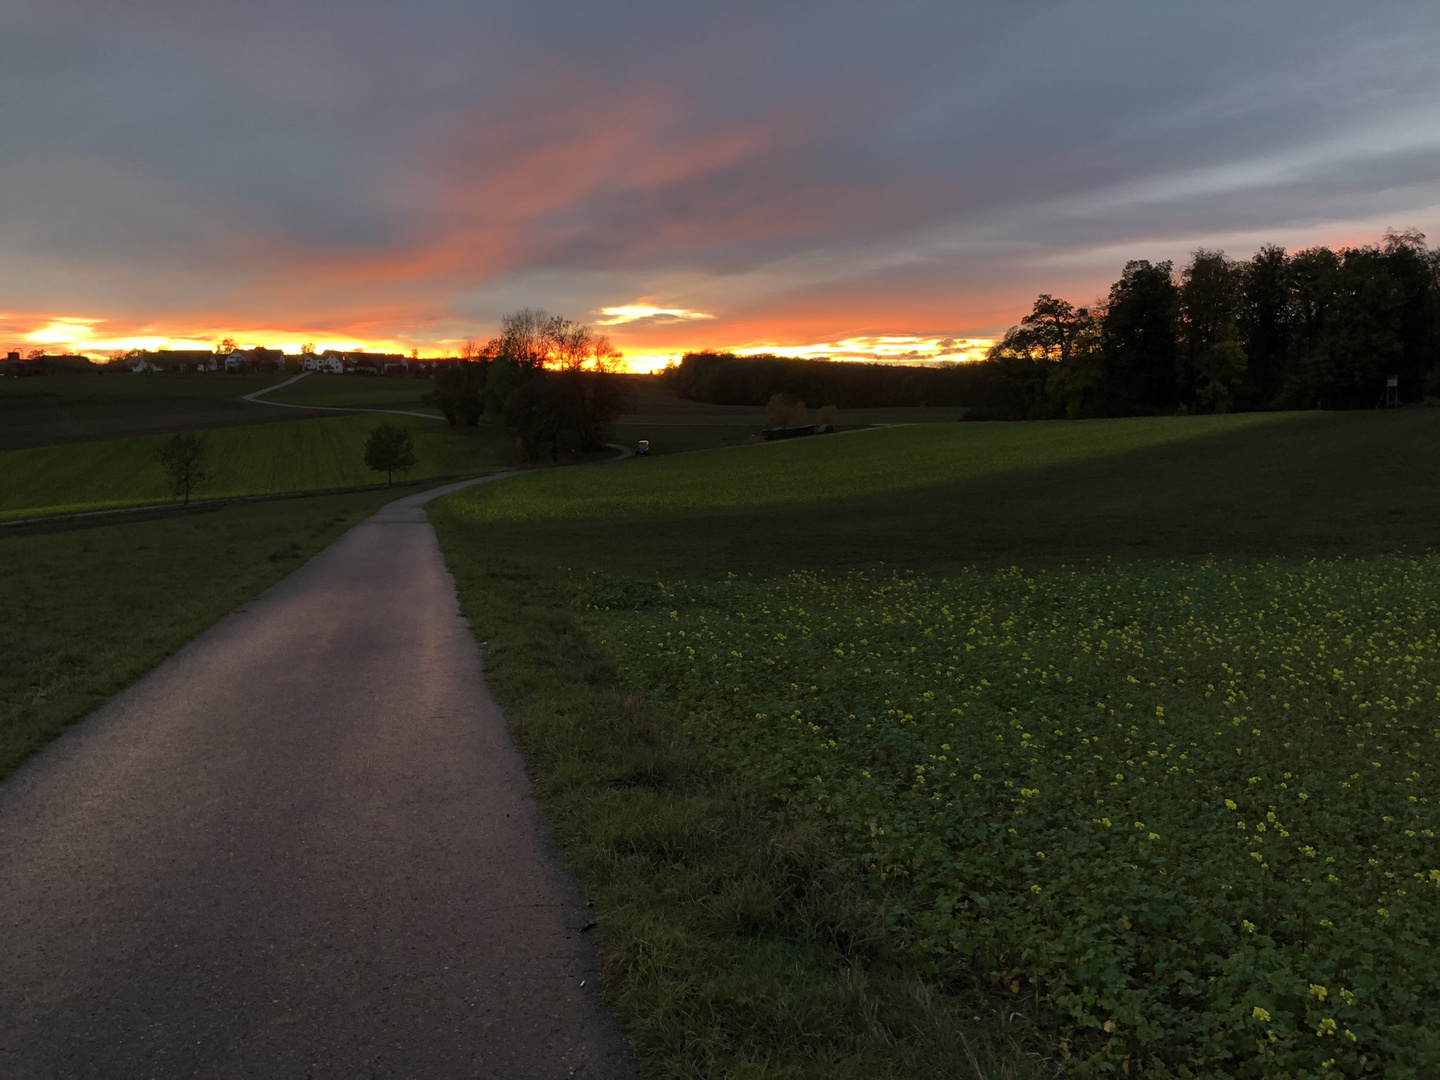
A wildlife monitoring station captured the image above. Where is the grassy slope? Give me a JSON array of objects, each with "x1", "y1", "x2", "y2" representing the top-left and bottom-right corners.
[
  {"x1": 605, "y1": 381, "x2": 977, "y2": 457},
  {"x1": 0, "y1": 372, "x2": 327, "y2": 451},
  {"x1": 0, "y1": 414, "x2": 498, "y2": 519},
  {"x1": 610, "y1": 420, "x2": 762, "y2": 456},
  {"x1": 443, "y1": 409, "x2": 1440, "y2": 580},
  {"x1": 429, "y1": 407, "x2": 1440, "y2": 1078},
  {"x1": 0, "y1": 489, "x2": 402, "y2": 779},
  {"x1": 448, "y1": 413, "x2": 1297, "y2": 525},
  {"x1": 0, "y1": 372, "x2": 286, "y2": 406},
  {"x1": 264, "y1": 373, "x2": 440, "y2": 409}
]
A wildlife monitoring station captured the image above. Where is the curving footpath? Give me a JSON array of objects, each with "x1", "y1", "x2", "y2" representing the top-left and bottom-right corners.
[
  {"x1": 0, "y1": 475, "x2": 635, "y2": 1078},
  {"x1": 243, "y1": 370, "x2": 444, "y2": 420}
]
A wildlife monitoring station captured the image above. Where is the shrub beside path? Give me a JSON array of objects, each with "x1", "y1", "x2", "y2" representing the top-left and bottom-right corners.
[{"x1": 0, "y1": 475, "x2": 635, "y2": 1077}]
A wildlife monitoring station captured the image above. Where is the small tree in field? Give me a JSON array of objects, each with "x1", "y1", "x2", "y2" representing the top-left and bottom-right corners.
[
  {"x1": 158, "y1": 432, "x2": 207, "y2": 506},
  {"x1": 364, "y1": 423, "x2": 417, "y2": 486}
]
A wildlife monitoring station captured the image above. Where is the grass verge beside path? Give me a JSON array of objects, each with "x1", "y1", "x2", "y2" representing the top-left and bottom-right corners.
[
  {"x1": 0, "y1": 413, "x2": 497, "y2": 520},
  {"x1": 0, "y1": 489, "x2": 401, "y2": 779},
  {"x1": 428, "y1": 519, "x2": 1049, "y2": 1078}
]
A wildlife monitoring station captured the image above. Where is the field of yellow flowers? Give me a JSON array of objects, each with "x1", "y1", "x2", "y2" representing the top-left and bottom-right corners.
[{"x1": 578, "y1": 557, "x2": 1440, "y2": 1077}]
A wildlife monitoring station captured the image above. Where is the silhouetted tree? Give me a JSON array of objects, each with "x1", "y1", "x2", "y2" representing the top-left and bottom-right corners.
[
  {"x1": 434, "y1": 360, "x2": 487, "y2": 426},
  {"x1": 1379, "y1": 230, "x2": 1440, "y2": 400},
  {"x1": 1238, "y1": 244, "x2": 1292, "y2": 408},
  {"x1": 986, "y1": 294, "x2": 1101, "y2": 418},
  {"x1": 1099, "y1": 260, "x2": 1180, "y2": 414},
  {"x1": 1179, "y1": 250, "x2": 1247, "y2": 412},
  {"x1": 364, "y1": 423, "x2": 417, "y2": 485},
  {"x1": 1019, "y1": 294, "x2": 1092, "y2": 363},
  {"x1": 158, "y1": 433, "x2": 206, "y2": 506},
  {"x1": 478, "y1": 309, "x2": 632, "y2": 460}
]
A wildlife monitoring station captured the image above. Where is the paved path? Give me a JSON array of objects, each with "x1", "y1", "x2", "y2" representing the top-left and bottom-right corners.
[
  {"x1": 0, "y1": 477, "x2": 635, "y2": 1078},
  {"x1": 241, "y1": 371, "x2": 313, "y2": 401},
  {"x1": 245, "y1": 371, "x2": 444, "y2": 420}
]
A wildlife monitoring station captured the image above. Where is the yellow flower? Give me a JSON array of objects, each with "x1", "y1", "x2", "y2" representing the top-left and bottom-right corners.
[
  {"x1": 1316, "y1": 1017, "x2": 1337, "y2": 1037},
  {"x1": 1252, "y1": 1006, "x2": 1272, "y2": 1023},
  {"x1": 1241, "y1": 920, "x2": 1257, "y2": 933},
  {"x1": 1309, "y1": 984, "x2": 1328, "y2": 1001}
]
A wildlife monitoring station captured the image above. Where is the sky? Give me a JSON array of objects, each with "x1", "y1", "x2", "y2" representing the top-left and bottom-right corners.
[{"x1": 2, "y1": 1, "x2": 1438, "y2": 371}]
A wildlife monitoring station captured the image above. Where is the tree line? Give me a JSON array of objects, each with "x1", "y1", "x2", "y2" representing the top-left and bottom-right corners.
[
  {"x1": 984, "y1": 230, "x2": 1440, "y2": 418},
  {"x1": 667, "y1": 231, "x2": 1439, "y2": 419},
  {"x1": 666, "y1": 351, "x2": 988, "y2": 409},
  {"x1": 432, "y1": 309, "x2": 632, "y2": 460}
]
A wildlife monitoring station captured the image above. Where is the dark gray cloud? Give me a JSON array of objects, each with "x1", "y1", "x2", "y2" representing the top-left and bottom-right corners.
[{"x1": 1, "y1": 0, "x2": 1436, "y2": 354}]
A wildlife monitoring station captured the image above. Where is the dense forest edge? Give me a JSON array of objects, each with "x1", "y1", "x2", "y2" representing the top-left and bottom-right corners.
[{"x1": 668, "y1": 230, "x2": 1440, "y2": 420}]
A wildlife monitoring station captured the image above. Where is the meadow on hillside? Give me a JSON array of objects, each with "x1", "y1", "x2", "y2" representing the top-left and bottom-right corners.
[
  {"x1": 444, "y1": 413, "x2": 1298, "y2": 524},
  {"x1": 578, "y1": 561, "x2": 1440, "y2": 1076},
  {"x1": 262, "y1": 373, "x2": 440, "y2": 410},
  {"x1": 0, "y1": 414, "x2": 495, "y2": 519},
  {"x1": 0, "y1": 373, "x2": 285, "y2": 405},
  {"x1": 433, "y1": 407, "x2": 1440, "y2": 1076}
]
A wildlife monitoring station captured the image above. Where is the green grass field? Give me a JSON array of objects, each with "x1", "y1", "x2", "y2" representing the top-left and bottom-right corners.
[
  {"x1": 582, "y1": 561, "x2": 1440, "y2": 1075},
  {"x1": 0, "y1": 489, "x2": 404, "y2": 779},
  {"x1": 588, "y1": 381, "x2": 976, "y2": 457},
  {"x1": 0, "y1": 413, "x2": 498, "y2": 520},
  {"x1": 0, "y1": 372, "x2": 286, "y2": 406},
  {"x1": 262, "y1": 373, "x2": 441, "y2": 410},
  {"x1": 0, "y1": 371, "x2": 333, "y2": 451},
  {"x1": 430, "y1": 406, "x2": 1440, "y2": 1078},
  {"x1": 447, "y1": 413, "x2": 1297, "y2": 524},
  {"x1": 6, "y1": 389, "x2": 1435, "y2": 1075},
  {"x1": 611, "y1": 420, "x2": 762, "y2": 456}
]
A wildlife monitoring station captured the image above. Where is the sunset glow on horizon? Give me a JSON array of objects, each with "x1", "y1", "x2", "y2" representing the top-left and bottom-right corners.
[
  {"x1": 3, "y1": 312, "x2": 999, "y2": 374},
  {"x1": 2, "y1": 5, "x2": 1435, "y2": 380}
]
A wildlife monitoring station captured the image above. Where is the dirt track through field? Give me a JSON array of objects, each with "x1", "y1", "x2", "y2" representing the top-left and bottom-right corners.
[{"x1": 0, "y1": 477, "x2": 635, "y2": 1078}]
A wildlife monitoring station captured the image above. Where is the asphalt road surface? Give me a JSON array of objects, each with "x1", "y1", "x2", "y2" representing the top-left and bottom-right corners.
[{"x1": 0, "y1": 477, "x2": 636, "y2": 1078}]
